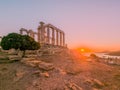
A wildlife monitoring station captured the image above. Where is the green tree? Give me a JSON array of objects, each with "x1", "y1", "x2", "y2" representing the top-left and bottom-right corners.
[
  {"x1": 1, "y1": 33, "x2": 40, "y2": 57},
  {"x1": 20, "y1": 35, "x2": 40, "y2": 57},
  {"x1": 1, "y1": 33, "x2": 22, "y2": 50}
]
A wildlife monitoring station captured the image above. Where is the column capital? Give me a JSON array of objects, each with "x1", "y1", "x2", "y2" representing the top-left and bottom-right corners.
[{"x1": 39, "y1": 21, "x2": 45, "y2": 25}]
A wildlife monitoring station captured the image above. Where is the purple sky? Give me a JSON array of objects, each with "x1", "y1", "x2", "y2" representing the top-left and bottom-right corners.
[{"x1": 0, "y1": 0, "x2": 120, "y2": 50}]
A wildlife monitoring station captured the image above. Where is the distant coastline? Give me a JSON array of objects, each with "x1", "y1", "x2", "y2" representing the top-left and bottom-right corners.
[
  {"x1": 106, "y1": 51, "x2": 120, "y2": 56},
  {"x1": 84, "y1": 52, "x2": 120, "y2": 59}
]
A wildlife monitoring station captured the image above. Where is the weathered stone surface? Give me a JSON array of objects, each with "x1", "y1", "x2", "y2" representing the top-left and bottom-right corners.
[
  {"x1": 92, "y1": 88, "x2": 101, "y2": 90},
  {"x1": 25, "y1": 50, "x2": 37, "y2": 55},
  {"x1": 56, "y1": 68, "x2": 66, "y2": 75},
  {"x1": 0, "y1": 55, "x2": 8, "y2": 60},
  {"x1": 8, "y1": 48, "x2": 18, "y2": 55},
  {"x1": 14, "y1": 70, "x2": 26, "y2": 82},
  {"x1": 93, "y1": 79, "x2": 104, "y2": 88},
  {"x1": 65, "y1": 81, "x2": 83, "y2": 90},
  {"x1": 84, "y1": 78, "x2": 93, "y2": 85},
  {"x1": 38, "y1": 62, "x2": 54, "y2": 71},
  {"x1": 8, "y1": 55, "x2": 21, "y2": 61},
  {"x1": 84, "y1": 78, "x2": 104, "y2": 88},
  {"x1": 17, "y1": 51, "x2": 24, "y2": 57},
  {"x1": 40, "y1": 72, "x2": 49, "y2": 77},
  {"x1": 32, "y1": 79, "x2": 39, "y2": 86},
  {"x1": 21, "y1": 58, "x2": 42, "y2": 67},
  {"x1": 25, "y1": 55, "x2": 38, "y2": 58},
  {"x1": 65, "y1": 64, "x2": 82, "y2": 75},
  {"x1": 21, "y1": 58, "x2": 54, "y2": 70}
]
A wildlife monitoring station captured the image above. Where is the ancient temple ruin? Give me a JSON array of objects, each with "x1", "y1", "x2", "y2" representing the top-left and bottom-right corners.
[{"x1": 20, "y1": 22, "x2": 66, "y2": 48}]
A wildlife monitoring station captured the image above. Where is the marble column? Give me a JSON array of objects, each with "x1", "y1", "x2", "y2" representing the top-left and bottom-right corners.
[
  {"x1": 56, "y1": 30, "x2": 58, "y2": 45},
  {"x1": 63, "y1": 33, "x2": 65, "y2": 46},
  {"x1": 52, "y1": 28, "x2": 55, "y2": 45},
  {"x1": 37, "y1": 27, "x2": 41, "y2": 43},
  {"x1": 60, "y1": 32, "x2": 62, "y2": 46},
  {"x1": 37, "y1": 22, "x2": 44, "y2": 43},
  {"x1": 47, "y1": 27, "x2": 50, "y2": 44}
]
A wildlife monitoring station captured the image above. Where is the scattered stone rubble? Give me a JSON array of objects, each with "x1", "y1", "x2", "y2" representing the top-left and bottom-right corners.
[
  {"x1": 14, "y1": 70, "x2": 26, "y2": 82},
  {"x1": 21, "y1": 58, "x2": 54, "y2": 71},
  {"x1": 64, "y1": 80, "x2": 83, "y2": 90},
  {"x1": 8, "y1": 55, "x2": 21, "y2": 61},
  {"x1": 84, "y1": 78, "x2": 104, "y2": 89}
]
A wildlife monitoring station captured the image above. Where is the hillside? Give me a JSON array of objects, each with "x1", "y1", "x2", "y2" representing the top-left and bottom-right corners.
[{"x1": 0, "y1": 50, "x2": 120, "y2": 90}]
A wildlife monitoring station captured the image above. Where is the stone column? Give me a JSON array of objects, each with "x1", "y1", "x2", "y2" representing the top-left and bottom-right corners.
[
  {"x1": 60, "y1": 32, "x2": 62, "y2": 46},
  {"x1": 34, "y1": 32, "x2": 37, "y2": 42},
  {"x1": 52, "y1": 28, "x2": 55, "y2": 45},
  {"x1": 29, "y1": 30, "x2": 35, "y2": 39},
  {"x1": 63, "y1": 33, "x2": 65, "y2": 47},
  {"x1": 37, "y1": 27, "x2": 40, "y2": 43},
  {"x1": 20, "y1": 30, "x2": 23, "y2": 34},
  {"x1": 56, "y1": 30, "x2": 58, "y2": 46},
  {"x1": 37, "y1": 22, "x2": 44, "y2": 43},
  {"x1": 47, "y1": 26, "x2": 50, "y2": 44}
]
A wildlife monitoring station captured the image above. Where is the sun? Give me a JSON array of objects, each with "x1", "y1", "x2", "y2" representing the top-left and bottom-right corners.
[
  {"x1": 76, "y1": 47, "x2": 92, "y2": 53},
  {"x1": 80, "y1": 48, "x2": 85, "y2": 52}
]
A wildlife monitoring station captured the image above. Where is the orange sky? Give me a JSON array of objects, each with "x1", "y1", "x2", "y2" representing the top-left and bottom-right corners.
[{"x1": 0, "y1": 0, "x2": 120, "y2": 51}]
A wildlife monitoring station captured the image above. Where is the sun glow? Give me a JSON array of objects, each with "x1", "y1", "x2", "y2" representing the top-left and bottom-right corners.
[
  {"x1": 75, "y1": 47, "x2": 93, "y2": 53},
  {"x1": 80, "y1": 48, "x2": 85, "y2": 52}
]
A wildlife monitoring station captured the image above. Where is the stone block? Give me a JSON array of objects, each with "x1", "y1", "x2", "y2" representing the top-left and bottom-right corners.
[{"x1": 8, "y1": 55, "x2": 21, "y2": 61}]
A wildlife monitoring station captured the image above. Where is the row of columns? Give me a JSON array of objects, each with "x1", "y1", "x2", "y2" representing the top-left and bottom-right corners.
[
  {"x1": 20, "y1": 28, "x2": 37, "y2": 39},
  {"x1": 20, "y1": 22, "x2": 66, "y2": 47},
  {"x1": 38, "y1": 22, "x2": 65, "y2": 47}
]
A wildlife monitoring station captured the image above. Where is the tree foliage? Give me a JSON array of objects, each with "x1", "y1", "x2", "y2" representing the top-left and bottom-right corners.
[
  {"x1": 1, "y1": 33, "x2": 40, "y2": 51},
  {"x1": 20, "y1": 35, "x2": 40, "y2": 51}
]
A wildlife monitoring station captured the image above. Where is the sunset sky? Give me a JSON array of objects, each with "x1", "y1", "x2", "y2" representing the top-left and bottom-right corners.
[{"x1": 0, "y1": 0, "x2": 120, "y2": 51}]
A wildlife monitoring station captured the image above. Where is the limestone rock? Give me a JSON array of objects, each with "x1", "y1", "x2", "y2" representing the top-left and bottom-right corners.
[
  {"x1": 40, "y1": 72, "x2": 50, "y2": 77},
  {"x1": 38, "y1": 62, "x2": 54, "y2": 71},
  {"x1": 93, "y1": 79, "x2": 104, "y2": 87},
  {"x1": 92, "y1": 88, "x2": 101, "y2": 90},
  {"x1": 32, "y1": 79, "x2": 39, "y2": 86},
  {"x1": 65, "y1": 64, "x2": 82, "y2": 75},
  {"x1": 84, "y1": 78, "x2": 104, "y2": 89},
  {"x1": 17, "y1": 50, "x2": 24, "y2": 57},
  {"x1": 0, "y1": 55, "x2": 8, "y2": 60},
  {"x1": 25, "y1": 55, "x2": 38, "y2": 58},
  {"x1": 21, "y1": 58, "x2": 42, "y2": 67},
  {"x1": 8, "y1": 48, "x2": 18, "y2": 55},
  {"x1": 57, "y1": 68, "x2": 66, "y2": 75},
  {"x1": 8, "y1": 55, "x2": 21, "y2": 61},
  {"x1": 65, "y1": 81, "x2": 83, "y2": 90},
  {"x1": 25, "y1": 50, "x2": 37, "y2": 55},
  {"x1": 84, "y1": 78, "x2": 93, "y2": 85},
  {"x1": 14, "y1": 70, "x2": 26, "y2": 82}
]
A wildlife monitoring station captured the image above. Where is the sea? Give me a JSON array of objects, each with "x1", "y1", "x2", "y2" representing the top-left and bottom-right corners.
[{"x1": 84, "y1": 52, "x2": 120, "y2": 59}]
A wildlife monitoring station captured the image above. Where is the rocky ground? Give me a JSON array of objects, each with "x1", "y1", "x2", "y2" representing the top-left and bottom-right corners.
[{"x1": 0, "y1": 50, "x2": 120, "y2": 90}]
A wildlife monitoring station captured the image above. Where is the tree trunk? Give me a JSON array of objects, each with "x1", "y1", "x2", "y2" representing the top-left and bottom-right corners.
[{"x1": 22, "y1": 50, "x2": 25, "y2": 57}]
